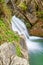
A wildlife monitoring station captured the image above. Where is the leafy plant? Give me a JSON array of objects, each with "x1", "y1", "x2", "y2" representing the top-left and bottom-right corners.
[{"x1": 0, "y1": 0, "x2": 5, "y2": 3}]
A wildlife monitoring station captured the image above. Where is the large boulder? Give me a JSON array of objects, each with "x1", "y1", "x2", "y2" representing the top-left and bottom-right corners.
[
  {"x1": 0, "y1": 42, "x2": 29, "y2": 65},
  {"x1": 11, "y1": 56, "x2": 29, "y2": 65}
]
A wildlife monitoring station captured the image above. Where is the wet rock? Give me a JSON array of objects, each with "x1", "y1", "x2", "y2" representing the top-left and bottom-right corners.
[
  {"x1": 20, "y1": 36, "x2": 27, "y2": 50},
  {"x1": 20, "y1": 37, "x2": 29, "y2": 60}
]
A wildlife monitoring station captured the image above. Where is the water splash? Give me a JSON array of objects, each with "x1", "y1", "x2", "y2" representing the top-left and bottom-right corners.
[{"x1": 11, "y1": 16, "x2": 43, "y2": 52}]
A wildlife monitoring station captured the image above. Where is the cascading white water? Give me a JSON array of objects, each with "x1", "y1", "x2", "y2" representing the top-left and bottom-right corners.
[{"x1": 11, "y1": 16, "x2": 43, "y2": 52}]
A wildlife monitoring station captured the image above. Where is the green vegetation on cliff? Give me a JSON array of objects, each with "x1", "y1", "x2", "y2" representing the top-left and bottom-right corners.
[
  {"x1": 19, "y1": 2, "x2": 27, "y2": 11},
  {"x1": 0, "y1": 0, "x2": 20, "y2": 45},
  {"x1": 0, "y1": 19, "x2": 20, "y2": 45},
  {"x1": 0, "y1": 0, "x2": 22, "y2": 57}
]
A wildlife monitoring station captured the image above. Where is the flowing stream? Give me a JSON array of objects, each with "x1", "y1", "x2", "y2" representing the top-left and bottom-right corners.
[{"x1": 11, "y1": 16, "x2": 43, "y2": 65}]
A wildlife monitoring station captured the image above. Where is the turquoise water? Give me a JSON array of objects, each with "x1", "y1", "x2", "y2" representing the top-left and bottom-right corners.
[{"x1": 29, "y1": 39, "x2": 43, "y2": 65}]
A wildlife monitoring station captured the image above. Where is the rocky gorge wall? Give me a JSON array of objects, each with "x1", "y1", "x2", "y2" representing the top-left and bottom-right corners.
[{"x1": 7, "y1": 0, "x2": 43, "y2": 37}]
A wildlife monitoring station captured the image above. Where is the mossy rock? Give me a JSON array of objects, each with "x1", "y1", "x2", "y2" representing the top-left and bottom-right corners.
[
  {"x1": 26, "y1": 23, "x2": 31, "y2": 29},
  {"x1": 16, "y1": 44, "x2": 22, "y2": 57},
  {"x1": 19, "y1": 2, "x2": 27, "y2": 11},
  {"x1": 0, "y1": 19, "x2": 20, "y2": 45},
  {"x1": 0, "y1": 0, "x2": 5, "y2": 3},
  {"x1": 36, "y1": 11, "x2": 43, "y2": 19}
]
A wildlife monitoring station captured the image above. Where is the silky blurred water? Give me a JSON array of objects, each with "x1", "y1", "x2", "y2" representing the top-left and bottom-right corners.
[{"x1": 11, "y1": 16, "x2": 43, "y2": 65}]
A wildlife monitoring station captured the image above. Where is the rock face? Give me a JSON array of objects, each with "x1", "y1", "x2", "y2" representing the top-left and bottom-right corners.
[
  {"x1": 0, "y1": 42, "x2": 29, "y2": 65},
  {"x1": 11, "y1": 56, "x2": 29, "y2": 65},
  {"x1": 5, "y1": 0, "x2": 9, "y2": 3},
  {"x1": 30, "y1": 20, "x2": 43, "y2": 37},
  {"x1": 25, "y1": 12, "x2": 37, "y2": 25},
  {"x1": 4, "y1": 0, "x2": 43, "y2": 37}
]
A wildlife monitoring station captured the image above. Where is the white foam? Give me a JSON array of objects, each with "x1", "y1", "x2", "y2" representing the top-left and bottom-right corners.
[{"x1": 11, "y1": 15, "x2": 43, "y2": 52}]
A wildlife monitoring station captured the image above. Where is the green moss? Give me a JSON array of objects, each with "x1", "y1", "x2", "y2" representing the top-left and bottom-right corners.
[
  {"x1": 16, "y1": 44, "x2": 22, "y2": 57},
  {"x1": 19, "y1": 2, "x2": 27, "y2": 11},
  {"x1": 0, "y1": 0, "x2": 5, "y2": 3},
  {"x1": 37, "y1": 11, "x2": 43, "y2": 15},
  {"x1": 0, "y1": 19, "x2": 20, "y2": 44},
  {"x1": 36, "y1": 11, "x2": 43, "y2": 19},
  {"x1": 0, "y1": 35, "x2": 3, "y2": 40},
  {"x1": 26, "y1": 23, "x2": 31, "y2": 29}
]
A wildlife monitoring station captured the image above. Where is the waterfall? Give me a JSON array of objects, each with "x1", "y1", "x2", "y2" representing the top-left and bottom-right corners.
[{"x1": 11, "y1": 16, "x2": 43, "y2": 52}]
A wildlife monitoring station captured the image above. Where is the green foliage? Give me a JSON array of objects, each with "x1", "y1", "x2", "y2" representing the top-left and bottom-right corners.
[
  {"x1": 36, "y1": 11, "x2": 43, "y2": 15},
  {"x1": 16, "y1": 44, "x2": 22, "y2": 57},
  {"x1": 0, "y1": 19, "x2": 21, "y2": 56},
  {"x1": 19, "y1": 2, "x2": 27, "y2": 11},
  {"x1": 0, "y1": 19, "x2": 20, "y2": 44},
  {"x1": 26, "y1": 23, "x2": 31, "y2": 29},
  {"x1": 0, "y1": 0, "x2": 5, "y2": 3},
  {"x1": 36, "y1": 11, "x2": 43, "y2": 19}
]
